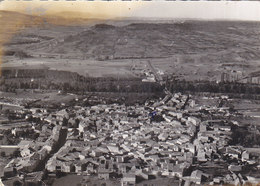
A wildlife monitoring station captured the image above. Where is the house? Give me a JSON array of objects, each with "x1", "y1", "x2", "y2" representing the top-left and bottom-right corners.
[
  {"x1": 78, "y1": 121, "x2": 88, "y2": 133},
  {"x1": 46, "y1": 159, "x2": 58, "y2": 172},
  {"x1": 43, "y1": 145, "x2": 52, "y2": 152},
  {"x1": 190, "y1": 170, "x2": 203, "y2": 184},
  {"x1": 107, "y1": 145, "x2": 121, "y2": 154},
  {"x1": 197, "y1": 151, "x2": 207, "y2": 162},
  {"x1": 24, "y1": 171, "x2": 43, "y2": 186},
  {"x1": 168, "y1": 163, "x2": 174, "y2": 172},
  {"x1": 121, "y1": 144, "x2": 130, "y2": 152},
  {"x1": 176, "y1": 137, "x2": 190, "y2": 145},
  {"x1": 75, "y1": 162, "x2": 82, "y2": 173},
  {"x1": 0, "y1": 145, "x2": 19, "y2": 157},
  {"x1": 213, "y1": 177, "x2": 223, "y2": 184},
  {"x1": 135, "y1": 169, "x2": 148, "y2": 180},
  {"x1": 116, "y1": 156, "x2": 124, "y2": 163},
  {"x1": 98, "y1": 168, "x2": 110, "y2": 180},
  {"x1": 69, "y1": 164, "x2": 76, "y2": 173},
  {"x1": 148, "y1": 155, "x2": 160, "y2": 163},
  {"x1": 121, "y1": 173, "x2": 136, "y2": 186},
  {"x1": 242, "y1": 151, "x2": 250, "y2": 162},
  {"x1": 118, "y1": 163, "x2": 127, "y2": 174},
  {"x1": 184, "y1": 152, "x2": 194, "y2": 164},
  {"x1": 61, "y1": 163, "x2": 71, "y2": 173},
  {"x1": 52, "y1": 125, "x2": 61, "y2": 136},
  {"x1": 3, "y1": 167, "x2": 15, "y2": 178},
  {"x1": 41, "y1": 125, "x2": 48, "y2": 133},
  {"x1": 20, "y1": 147, "x2": 34, "y2": 157},
  {"x1": 219, "y1": 126, "x2": 231, "y2": 132},
  {"x1": 187, "y1": 125, "x2": 196, "y2": 136},
  {"x1": 56, "y1": 109, "x2": 69, "y2": 121},
  {"x1": 11, "y1": 128, "x2": 26, "y2": 137},
  {"x1": 161, "y1": 94, "x2": 172, "y2": 105},
  {"x1": 198, "y1": 135, "x2": 209, "y2": 143},
  {"x1": 213, "y1": 126, "x2": 219, "y2": 132},
  {"x1": 68, "y1": 118, "x2": 77, "y2": 127},
  {"x1": 158, "y1": 133, "x2": 168, "y2": 141},
  {"x1": 86, "y1": 163, "x2": 94, "y2": 173},
  {"x1": 228, "y1": 165, "x2": 242, "y2": 172},
  {"x1": 168, "y1": 111, "x2": 177, "y2": 117},
  {"x1": 160, "y1": 162, "x2": 168, "y2": 171},
  {"x1": 107, "y1": 160, "x2": 114, "y2": 172},
  {"x1": 171, "y1": 164, "x2": 184, "y2": 178},
  {"x1": 163, "y1": 115, "x2": 172, "y2": 123},
  {"x1": 30, "y1": 108, "x2": 39, "y2": 114},
  {"x1": 91, "y1": 149, "x2": 104, "y2": 157},
  {"x1": 225, "y1": 147, "x2": 241, "y2": 159},
  {"x1": 171, "y1": 120, "x2": 182, "y2": 126},
  {"x1": 200, "y1": 124, "x2": 207, "y2": 132},
  {"x1": 185, "y1": 143, "x2": 195, "y2": 154},
  {"x1": 187, "y1": 117, "x2": 200, "y2": 126},
  {"x1": 150, "y1": 164, "x2": 160, "y2": 175}
]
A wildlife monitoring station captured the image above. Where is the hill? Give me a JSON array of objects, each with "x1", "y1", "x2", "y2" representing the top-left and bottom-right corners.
[{"x1": 2, "y1": 20, "x2": 260, "y2": 80}]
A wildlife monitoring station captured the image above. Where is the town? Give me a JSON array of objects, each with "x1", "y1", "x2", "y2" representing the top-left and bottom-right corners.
[
  {"x1": 1, "y1": 18, "x2": 260, "y2": 186},
  {"x1": 1, "y1": 89, "x2": 260, "y2": 185}
]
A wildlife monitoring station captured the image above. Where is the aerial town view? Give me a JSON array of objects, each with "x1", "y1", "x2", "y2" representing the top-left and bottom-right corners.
[{"x1": 1, "y1": 9, "x2": 260, "y2": 186}]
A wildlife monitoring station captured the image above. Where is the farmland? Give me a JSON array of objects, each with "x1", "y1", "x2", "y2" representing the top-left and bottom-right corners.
[{"x1": 1, "y1": 16, "x2": 260, "y2": 81}]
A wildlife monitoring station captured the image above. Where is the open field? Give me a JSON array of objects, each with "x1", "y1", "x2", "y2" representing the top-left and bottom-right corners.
[
  {"x1": 0, "y1": 90, "x2": 79, "y2": 107},
  {"x1": 2, "y1": 57, "x2": 135, "y2": 78},
  {"x1": 231, "y1": 99, "x2": 260, "y2": 126},
  {"x1": 2, "y1": 16, "x2": 260, "y2": 80}
]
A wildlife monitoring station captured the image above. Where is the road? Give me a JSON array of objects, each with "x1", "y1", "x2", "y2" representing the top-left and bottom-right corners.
[
  {"x1": 147, "y1": 60, "x2": 173, "y2": 97},
  {"x1": 34, "y1": 128, "x2": 68, "y2": 172},
  {"x1": 147, "y1": 60, "x2": 164, "y2": 85}
]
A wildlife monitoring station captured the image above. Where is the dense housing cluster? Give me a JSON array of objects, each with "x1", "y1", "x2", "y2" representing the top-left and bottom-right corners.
[{"x1": 1, "y1": 92, "x2": 260, "y2": 185}]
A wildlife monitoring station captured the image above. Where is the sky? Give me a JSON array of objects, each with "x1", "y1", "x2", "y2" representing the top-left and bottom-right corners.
[{"x1": 0, "y1": 1, "x2": 260, "y2": 21}]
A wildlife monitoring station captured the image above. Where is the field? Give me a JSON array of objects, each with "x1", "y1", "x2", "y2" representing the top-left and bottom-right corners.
[
  {"x1": 0, "y1": 90, "x2": 79, "y2": 108},
  {"x1": 230, "y1": 98, "x2": 260, "y2": 126},
  {"x1": 1, "y1": 14, "x2": 260, "y2": 80},
  {"x1": 2, "y1": 57, "x2": 135, "y2": 78}
]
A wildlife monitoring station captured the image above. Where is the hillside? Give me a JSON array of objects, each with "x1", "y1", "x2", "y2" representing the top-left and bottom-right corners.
[
  {"x1": 4, "y1": 21, "x2": 260, "y2": 59},
  {"x1": 2, "y1": 20, "x2": 260, "y2": 80}
]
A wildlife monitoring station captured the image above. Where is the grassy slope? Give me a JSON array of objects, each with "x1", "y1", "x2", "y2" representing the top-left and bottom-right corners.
[{"x1": 3, "y1": 15, "x2": 260, "y2": 79}]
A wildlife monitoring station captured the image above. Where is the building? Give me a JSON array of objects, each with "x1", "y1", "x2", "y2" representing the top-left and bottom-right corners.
[
  {"x1": 0, "y1": 145, "x2": 19, "y2": 157},
  {"x1": 242, "y1": 151, "x2": 250, "y2": 162},
  {"x1": 190, "y1": 170, "x2": 203, "y2": 184},
  {"x1": 171, "y1": 164, "x2": 184, "y2": 178},
  {"x1": 3, "y1": 167, "x2": 16, "y2": 178},
  {"x1": 121, "y1": 173, "x2": 136, "y2": 186},
  {"x1": 98, "y1": 168, "x2": 110, "y2": 180}
]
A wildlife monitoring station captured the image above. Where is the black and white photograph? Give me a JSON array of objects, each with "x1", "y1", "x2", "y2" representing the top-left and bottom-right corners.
[{"x1": 0, "y1": 1, "x2": 260, "y2": 186}]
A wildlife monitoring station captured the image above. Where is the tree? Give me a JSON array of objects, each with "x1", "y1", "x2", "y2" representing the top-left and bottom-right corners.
[
  {"x1": 12, "y1": 150, "x2": 20, "y2": 158},
  {"x1": 0, "y1": 151, "x2": 6, "y2": 157},
  {"x1": 13, "y1": 180, "x2": 23, "y2": 186},
  {"x1": 14, "y1": 50, "x2": 29, "y2": 59},
  {"x1": 62, "y1": 118, "x2": 68, "y2": 126}
]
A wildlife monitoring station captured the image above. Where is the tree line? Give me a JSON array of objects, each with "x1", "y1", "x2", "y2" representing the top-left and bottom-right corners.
[
  {"x1": 0, "y1": 77, "x2": 163, "y2": 94},
  {"x1": 166, "y1": 80, "x2": 260, "y2": 96},
  {"x1": 2, "y1": 69, "x2": 260, "y2": 96}
]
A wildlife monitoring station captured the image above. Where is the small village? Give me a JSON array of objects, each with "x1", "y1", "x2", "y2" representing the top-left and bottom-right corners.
[{"x1": 1, "y1": 91, "x2": 260, "y2": 186}]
